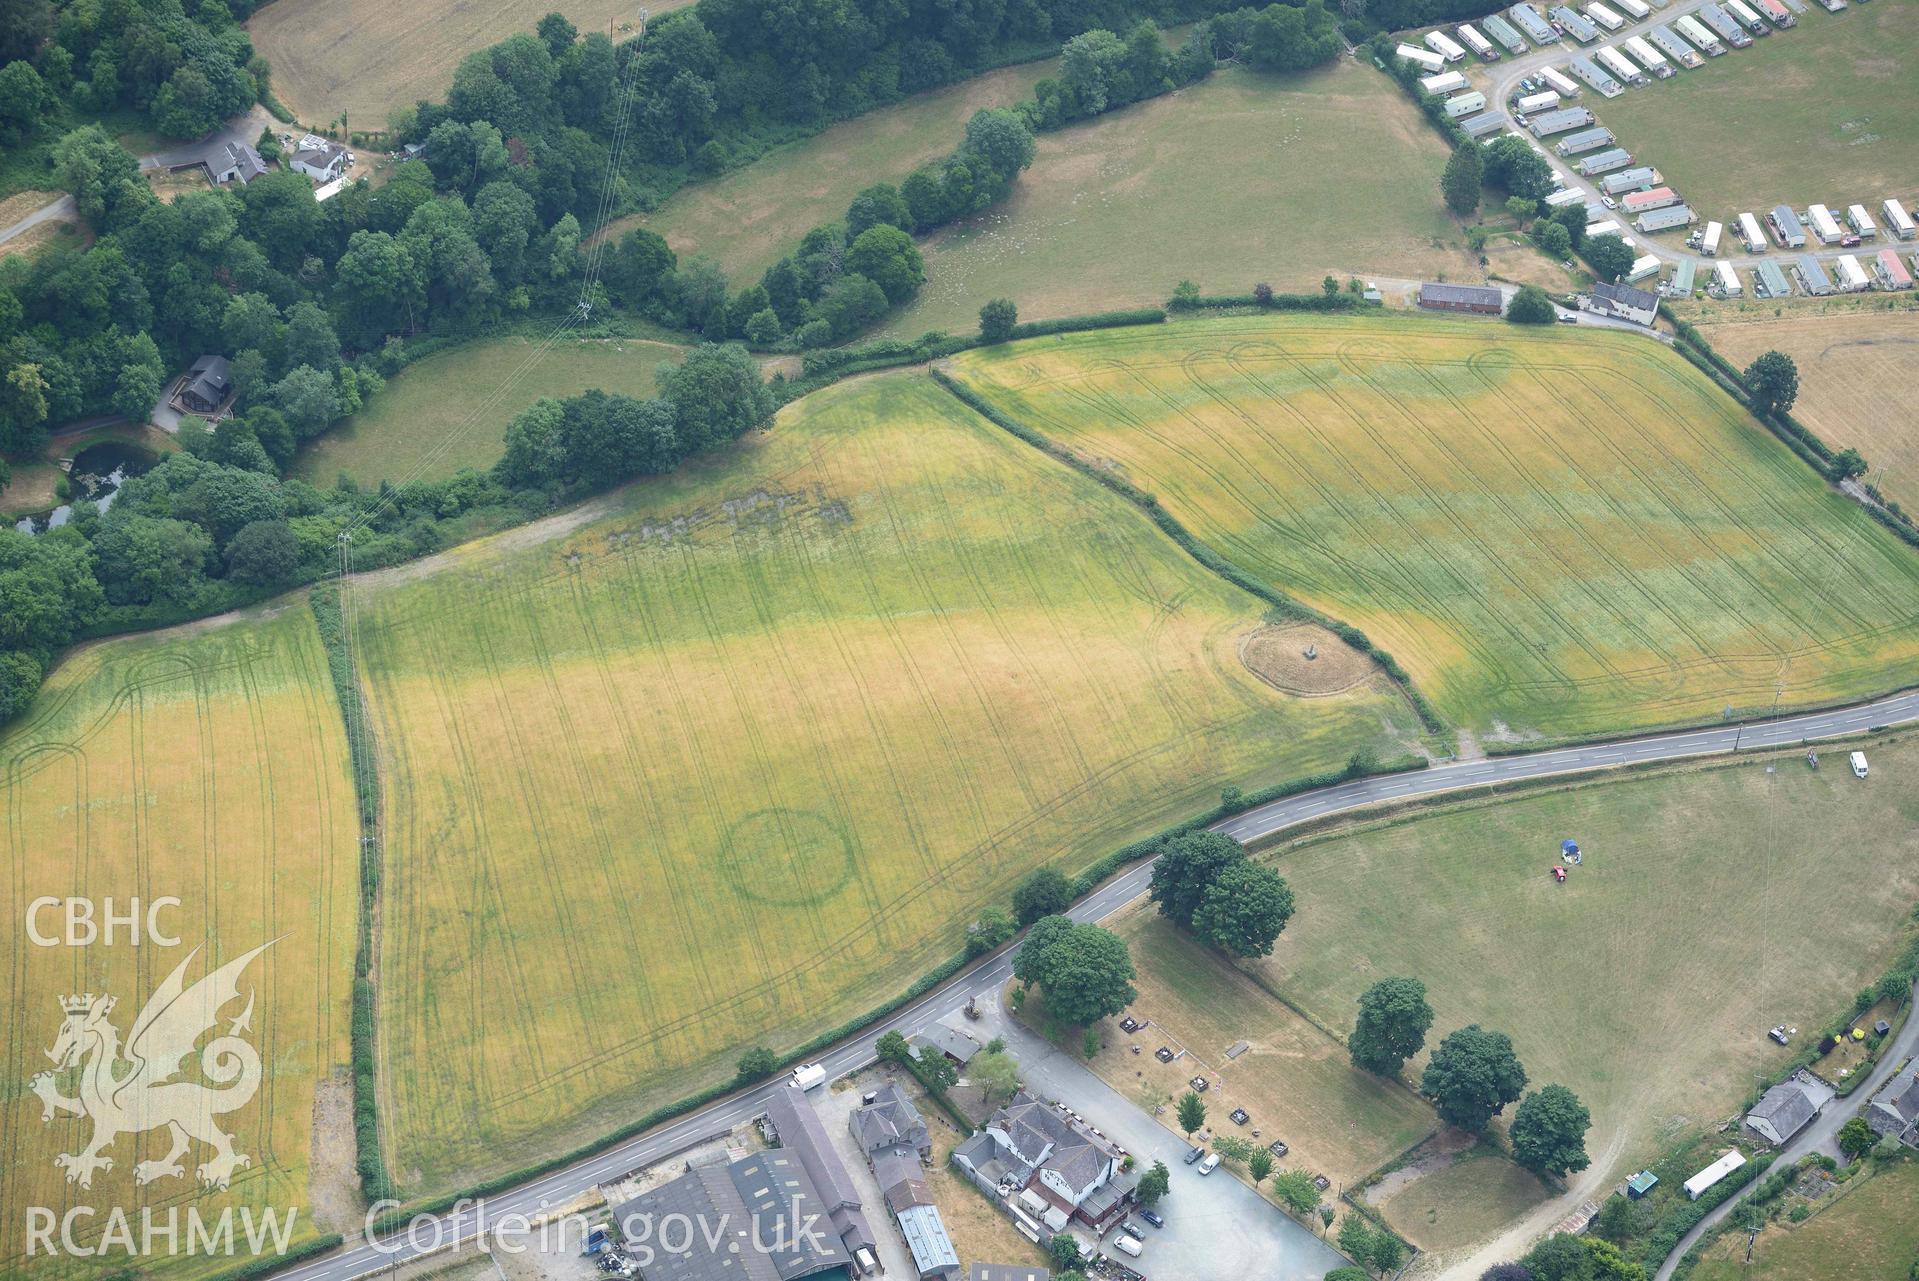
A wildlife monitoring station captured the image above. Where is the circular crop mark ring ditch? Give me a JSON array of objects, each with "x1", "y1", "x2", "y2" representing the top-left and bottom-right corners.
[
  {"x1": 720, "y1": 807, "x2": 857, "y2": 907},
  {"x1": 1238, "y1": 623, "x2": 1379, "y2": 697}
]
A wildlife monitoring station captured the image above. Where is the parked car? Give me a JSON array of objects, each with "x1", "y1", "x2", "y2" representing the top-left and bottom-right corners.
[
  {"x1": 1140, "y1": 1209, "x2": 1165, "y2": 1229},
  {"x1": 1183, "y1": 1145, "x2": 1206, "y2": 1165},
  {"x1": 1197, "y1": 1152, "x2": 1222, "y2": 1175}
]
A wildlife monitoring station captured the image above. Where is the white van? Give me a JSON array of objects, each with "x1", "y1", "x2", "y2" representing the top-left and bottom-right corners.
[
  {"x1": 1113, "y1": 1234, "x2": 1144, "y2": 1258},
  {"x1": 790, "y1": 1063, "x2": 828, "y2": 1091},
  {"x1": 1850, "y1": 751, "x2": 1869, "y2": 779},
  {"x1": 1197, "y1": 1152, "x2": 1222, "y2": 1175}
]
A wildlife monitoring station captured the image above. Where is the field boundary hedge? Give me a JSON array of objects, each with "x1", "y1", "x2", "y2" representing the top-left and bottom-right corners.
[
  {"x1": 308, "y1": 583, "x2": 396, "y2": 1204},
  {"x1": 928, "y1": 366, "x2": 1448, "y2": 733}
]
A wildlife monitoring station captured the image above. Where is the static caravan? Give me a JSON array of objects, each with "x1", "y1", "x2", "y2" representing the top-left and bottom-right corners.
[
  {"x1": 1600, "y1": 165, "x2": 1659, "y2": 193},
  {"x1": 1807, "y1": 203, "x2": 1844, "y2": 244},
  {"x1": 1725, "y1": 0, "x2": 1770, "y2": 32},
  {"x1": 1586, "y1": 1, "x2": 1626, "y2": 29},
  {"x1": 1768, "y1": 204, "x2": 1806, "y2": 248},
  {"x1": 1675, "y1": 13, "x2": 1727, "y2": 52},
  {"x1": 1623, "y1": 186, "x2": 1680, "y2": 213},
  {"x1": 1816, "y1": 0, "x2": 1845, "y2": 11},
  {"x1": 1421, "y1": 69, "x2": 1470, "y2": 93},
  {"x1": 1710, "y1": 260, "x2": 1743, "y2": 297},
  {"x1": 1881, "y1": 198, "x2": 1916, "y2": 240},
  {"x1": 1539, "y1": 65, "x2": 1581, "y2": 95},
  {"x1": 1586, "y1": 218, "x2": 1623, "y2": 238},
  {"x1": 1669, "y1": 258, "x2": 1698, "y2": 296},
  {"x1": 1510, "y1": 3, "x2": 1561, "y2": 42},
  {"x1": 1617, "y1": 0, "x2": 1653, "y2": 15},
  {"x1": 1551, "y1": 5, "x2": 1603, "y2": 41},
  {"x1": 1874, "y1": 248, "x2": 1914, "y2": 289},
  {"x1": 1569, "y1": 54, "x2": 1625, "y2": 95},
  {"x1": 1516, "y1": 89, "x2": 1561, "y2": 112},
  {"x1": 1426, "y1": 28, "x2": 1469, "y2": 60},
  {"x1": 1635, "y1": 206, "x2": 1695, "y2": 233},
  {"x1": 1445, "y1": 91, "x2": 1489, "y2": 117},
  {"x1": 1596, "y1": 45, "x2": 1648, "y2": 84},
  {"x1": 1737, "y1": 211, "x2": 1767, "y2": 252},
  {"x1": 1457, "y1": 23, "x2": 1500, "y2": 57},
  {"x1": 1624, "y1": 35, "x2": 1674, "y2": 75},
  {"x1": 1754, "y1": 0, "x2": 1795, "y2": 23},
  {"x1": 1753, "y1": 259, "x2": 1794, "y2": 297},
  {"x1": 1584, "y1": 201, "x2": 1608, "y2": 222},
  {"x1": 1461, "y1": 111, "x2": 1510, "y2": 138},
  {"x1": 1701, "y1": 220, "x2": 1724, "y2": 255},
  {"x1": 1578, "y1": 147, "x2": 1634, "y2": 175},
  {"x1": 1834, "y1": 254, "x2": 1870, "y2": 292},
  {"x1": 1544, "y1": 187, "x2": 1587, "y2": 208},
  {"x1": 1696, "y1": 4, "x2": 1752, "y2": 47},
  {"x1": 1846, "y1": 203, "x2": 1877, "y2": 239},
  {"x1": 1529, "y1": 106, "x2": 1596, "y2": 135},
  {"x1": 1397, "y1": 43, "x2": 1448, "y2": 69},
  {"x1": 1792, "y1": 255, "x2": 1834, "y2": 295},
  {"x1": 1650, "y1": 23, "x2": 1704, "y2": 65},
  {"x1": 1483, "y1": 12, "x2": 1531, "y2": 51},
  {"x1": 1626, "y1": 254, "x2": 1661, "y2": 282},
  {"x1": 1556, "y1": 126, "x2": 1615, "y2": 155}
]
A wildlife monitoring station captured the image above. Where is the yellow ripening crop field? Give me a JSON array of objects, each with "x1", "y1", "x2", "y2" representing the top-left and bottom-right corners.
[
  {"x1": 351, "y1": 371, "x2": 1422, "y2": 1191},
  {"x1": 0, "y1": 608, "x2": 360, "y2": 1280},
  {"x1": 946, "y1": 314, "x2": 1919, "y2": 740}
]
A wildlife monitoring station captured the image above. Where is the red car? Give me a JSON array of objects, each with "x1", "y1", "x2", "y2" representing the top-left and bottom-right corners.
[{"x1": 1552, "y1": 866, "x2": 1567, "y2": 883}]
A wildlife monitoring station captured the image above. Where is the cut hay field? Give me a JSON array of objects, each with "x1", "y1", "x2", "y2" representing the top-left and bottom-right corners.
[
  {"x1": 880, "y1": 61, "x2": 1472, "y2": 336},
  {"x1": 602, "y1": 59, "x2": 1053, "y2": 282},
  {"x1": 1089, "y1": 906, "x2": 1435, "y2": 1188},
  {"x1": 1699, "y1": 310, "x2": 1919, "y2": 513},
  {"x1": 0, "y1": 608, "x2": 360, "y2": 1279},
  {"x1": 1254, "y1": 736, "x2": 1919, "y2": 1215},
  {"x1": 293, "y1": 336, "x2": 687, "y2": 487},
  {"x1": 946, "y1": 313, "x2": 1919, "y2": 739},
  {"x1": 247, "y1": 0, "x2": 682, "y2": 129},
  {"x1": 1689, "y1": 1162, "x2": 1919, "y2": 1281},
  {"x1": 349, "y1": 370, "x2": 1423, "y2": 1192},
  {"x1": 1596, "y1": 2, "x2": 1919, "y2": 215}
]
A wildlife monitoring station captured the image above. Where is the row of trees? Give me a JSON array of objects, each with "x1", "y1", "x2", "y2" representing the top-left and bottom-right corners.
[
  {"x1": 1346, "y1": 976, "x2": 1593, "y2": 1179},
  {"x1": 1483, "y1": 1233, "x2": 1650, "y2": 1281}
]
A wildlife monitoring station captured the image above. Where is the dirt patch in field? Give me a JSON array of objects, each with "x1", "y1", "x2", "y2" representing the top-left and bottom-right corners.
[
  {"x1": 1239, "y1": 622, "x2": 1378, "y2": 696},
  {"x1": 307, "y1": 1066, "x2": 360, "y2": 1233}
]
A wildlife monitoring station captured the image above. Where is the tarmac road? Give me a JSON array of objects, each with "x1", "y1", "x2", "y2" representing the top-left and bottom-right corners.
[{"x1": 260, "y1": 684, "x2": 1919, "y2": 1281}]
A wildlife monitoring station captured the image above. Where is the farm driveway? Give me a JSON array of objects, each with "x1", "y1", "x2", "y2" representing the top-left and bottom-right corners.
[
  {"x1": 974, "y1": 1001, "x2": 1352, "y2": 1281},
  {"x1": 812, "y1": 1084, "x2": 917, "y2": 1278}
]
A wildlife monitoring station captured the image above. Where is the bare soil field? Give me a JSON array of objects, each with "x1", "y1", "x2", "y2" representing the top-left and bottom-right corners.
[
  {"x1": 247, "y1": 0, "x2": 685, "y2": 127},
  {"x1": 1698, "y1": 309, "x2": 1919, "y2": 512}
]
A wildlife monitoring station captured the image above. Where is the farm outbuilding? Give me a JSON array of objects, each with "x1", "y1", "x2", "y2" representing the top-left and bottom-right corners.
[
  {"x1": 1626, "y1": 1170, "x2": 1659, "y2": 1198},
  {"x1": 1746, "y1": 1071, "x2": 1835, "y2": 1145},
  {"x1": 1683, "y1": 1150, "x2": 1746, "y2": 1199},
  {"x1": 1419, "y1": 282, "x2": 1504, "y2": 314}
]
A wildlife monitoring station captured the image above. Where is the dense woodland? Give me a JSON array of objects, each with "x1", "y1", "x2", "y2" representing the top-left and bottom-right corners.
[{"x1": 0, "y1": 0, "x2": 1348, "y2": 724}]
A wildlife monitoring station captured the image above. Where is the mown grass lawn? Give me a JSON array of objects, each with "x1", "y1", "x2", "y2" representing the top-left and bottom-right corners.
[
  {"x1": 1597, "y1": 2, "x2": 1919, "y2": 215},
  {"x1": 947, "y1": 312, "x2": 1919, "y2": 739},
  {"x1": 352, "y1": 370, "x2": 1423, "y2": 1193}
]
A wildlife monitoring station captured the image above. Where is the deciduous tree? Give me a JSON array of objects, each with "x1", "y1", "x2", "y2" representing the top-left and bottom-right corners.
[
  {"x1": 1348, "y1": 977, "x2": 1434, "y2": 1077},
  {"x1": 1422, "y1": 1025, "x2": 1526, "y2": 1132},
  {"x1": 1511, "y1": 1084, "x2": 1591, "y2": 1177}
]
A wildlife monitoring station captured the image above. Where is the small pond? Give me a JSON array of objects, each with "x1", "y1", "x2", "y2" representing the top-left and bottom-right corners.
[{"x1": 13, "y1": 441, "x2": 158, "y2": 534}]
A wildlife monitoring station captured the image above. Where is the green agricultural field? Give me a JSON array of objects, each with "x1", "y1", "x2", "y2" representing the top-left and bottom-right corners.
[
  {"x1": 1254, "y1": 736, "x2": 1919, "y2": 1197},
  {"x1": 604, "y1": 59, "x2": 1052, "y2": 283},
  {"x1": 946, "y1": 313, "x2": 1919, "y2": 739},
  {"x1": 0, "y1": 608, "x2": 361, "y2": 1280},
  {"x1": 293, "y1": 336, "x2": 688, "y2": 487},
  {"x1": 1689, "y1": 1162, "x2": 1919, "y2": 1281},
  {"x1": 881, "y1": 61, "x2": 1472, "y2": 336},
  {"x1": 1598, "y1": 2, "x2": 1919, "y2": 215},
  {"x1": 350, "y1": 371, "x2": 1424, "y2": 1192}
]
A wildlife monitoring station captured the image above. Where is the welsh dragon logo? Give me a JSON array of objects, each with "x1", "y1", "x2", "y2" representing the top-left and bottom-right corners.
[{"x1": 31, "y1": 941, "x2": 273, "y2": 1191}]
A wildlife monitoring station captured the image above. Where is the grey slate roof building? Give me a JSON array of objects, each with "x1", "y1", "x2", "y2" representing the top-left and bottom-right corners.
[
  {"x1": 1744, "y1": 1070, "x2": 1835, "y2": 1146},
  {"x1": 213, "y1": 141, "x2": 268, "y2": 185},
  {"x1": 911, "y1": 1022, "x2": 981, "y2": 1066},
  {"x1": 873, "y1": 1145, "x2": 930, "y2": 1214},
  {"x1": 1417, "y1": 282, "x2": 1504, "y2": 314},
  {"x1": 765, "y1": 1086, "x2": 877, "y2": 1259},
  {"x1": 850, "y1": 1084, "x2": 930, "y2": 1160},
  {"x1": 1865, "y1": 1060, "x2": 1919, "y2": 1146},
  {"x1": 1586, "y1": 281, "x2": 1659, "y2": 325},
  {"x1": 179, "y1": 354, "x2": 233, "y2": 413},
  {"x1": 954, "y1": 1091, "x2": 1125, "y2": 1229},
  {"x1": 614, "y1": 1151, "x2": 852, "y2": 1281}
]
